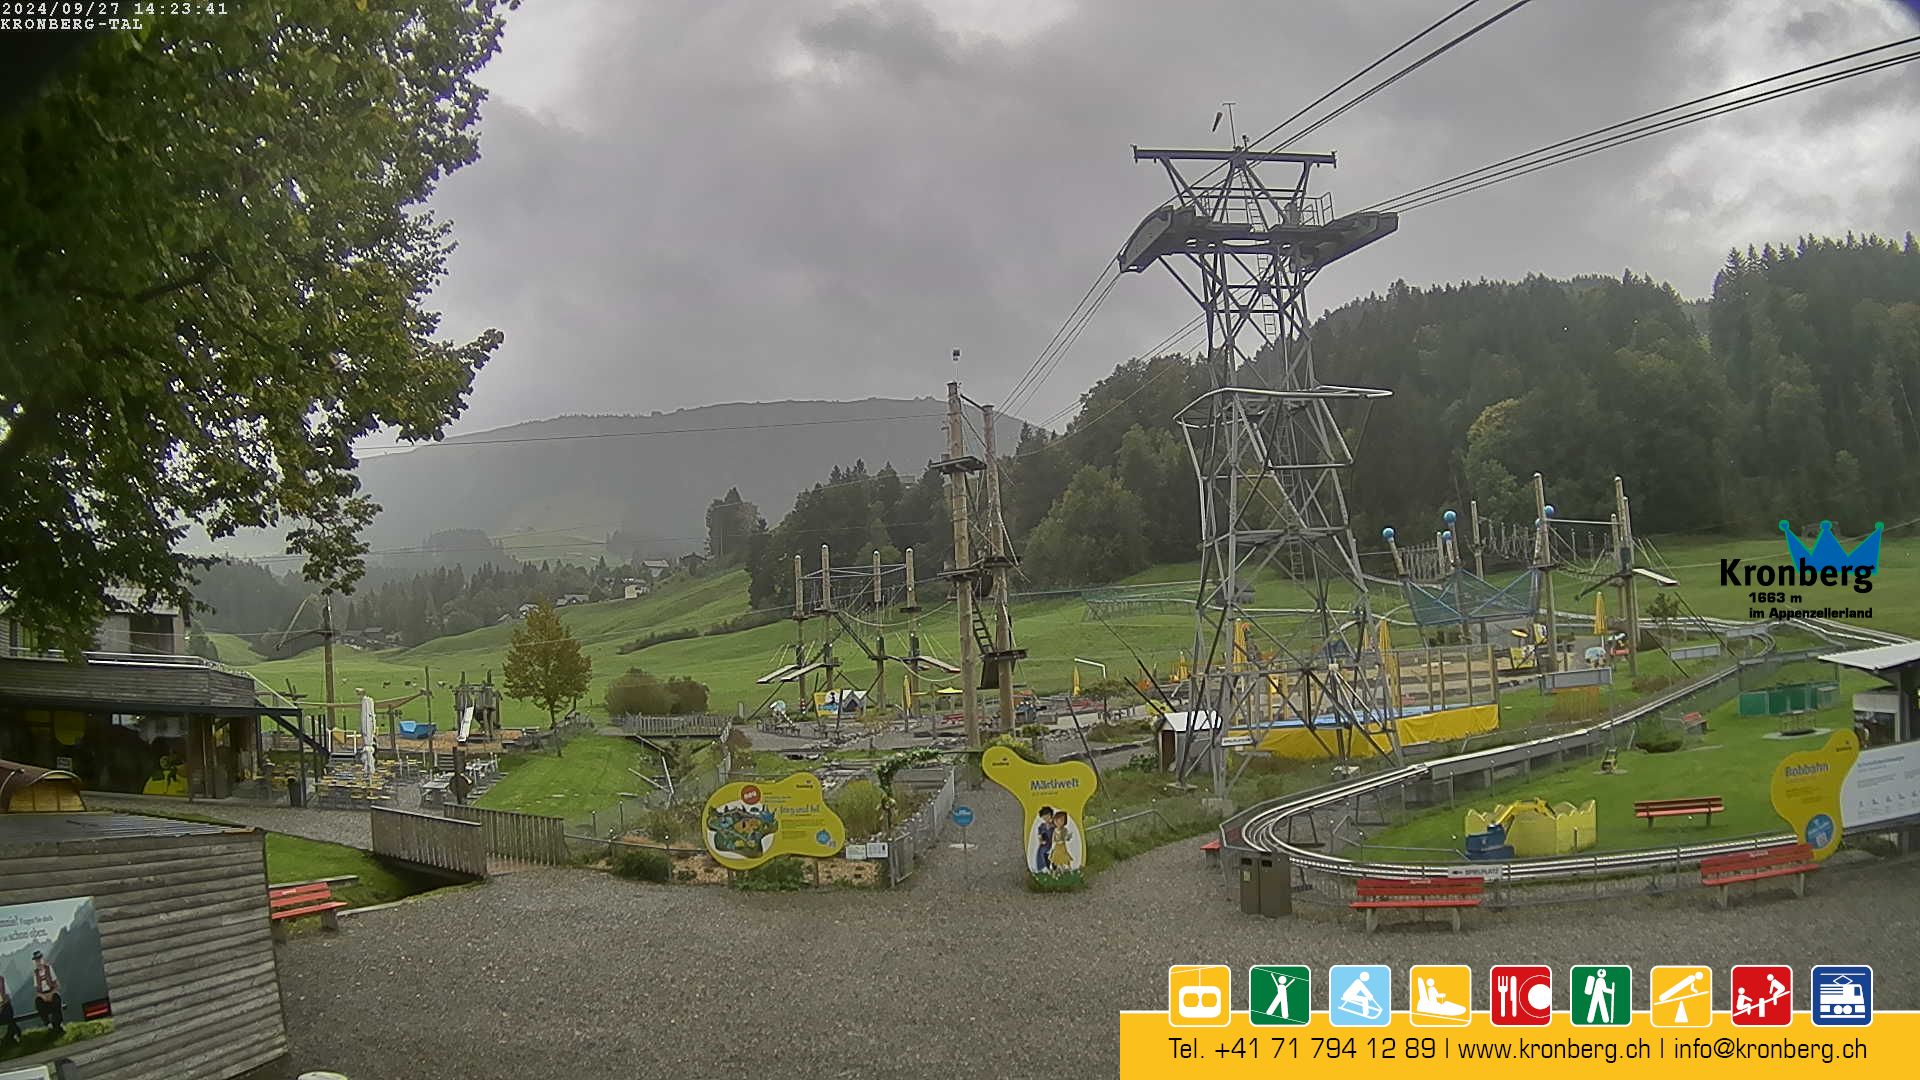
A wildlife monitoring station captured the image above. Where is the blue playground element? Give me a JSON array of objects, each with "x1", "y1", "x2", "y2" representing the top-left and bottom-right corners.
[
  {"x1": 397, "y1": 720, "x2": 436, "y2": 739},
  {"x1": 1464, "y1": 823, "x2": 1515, "y2": 861}
]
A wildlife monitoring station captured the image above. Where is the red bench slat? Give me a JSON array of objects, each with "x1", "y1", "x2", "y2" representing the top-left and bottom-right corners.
[
  {"x1": 1353, "y1": 877, "x2": 1483, "y2": 905},
  {"x1": 271, "y1": 900, "x2": 350, "y2": 921},
  {"x1": 1199, "y1": 839, "x2": 1222, "y2": 852},
  {"x1": 269, "y1": 882, "x2": 346, "y2": 926}
]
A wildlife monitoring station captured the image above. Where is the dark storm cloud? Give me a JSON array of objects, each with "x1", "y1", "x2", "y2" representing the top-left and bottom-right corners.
[{"x1": 420, "y1": 0, "x2": 1919, "y2": 432}]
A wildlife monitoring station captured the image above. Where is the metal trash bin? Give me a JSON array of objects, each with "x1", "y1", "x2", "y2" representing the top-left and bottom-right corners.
[
  {"x1": 287, "y1": 777, "x2": 305, "y2": 807},
  {"x1": 1258, "y1": 855, "x2": 1292, "y2": 917},
  {"x1": 1237, "y1": 854, "x2": 1262, "y2": 915}
]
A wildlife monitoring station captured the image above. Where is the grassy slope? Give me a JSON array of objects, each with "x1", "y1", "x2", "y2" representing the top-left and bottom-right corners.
[
  {"x1": 475, "y1": 734, "x2": 654, "y2": 820},
  {"x1": 264, "y1": 833, "x2": 434, "y2": 907},
  {"x1": 215, "y1": 570, "x2": 753, "y2": 729},
  {"x1": 1362, "y1": 669, "x2": 1881, "y2": 859},
  {"x1": 206, "y1": 535, "x2": 1920, "y2": 727}
]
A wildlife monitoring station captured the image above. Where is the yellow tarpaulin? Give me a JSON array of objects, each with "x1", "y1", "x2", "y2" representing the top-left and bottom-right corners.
[{"x1": 1253, "y1": 703, "x2": 1499, "y2": 760}]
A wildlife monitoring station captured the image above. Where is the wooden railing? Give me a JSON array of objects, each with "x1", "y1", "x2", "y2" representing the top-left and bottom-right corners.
[
  {"x1": 371, "y1": 807, "x2": 487, "y2": 879},
  {"x1": 443, "y1": 804, "x2": 569, "y2": 867}
]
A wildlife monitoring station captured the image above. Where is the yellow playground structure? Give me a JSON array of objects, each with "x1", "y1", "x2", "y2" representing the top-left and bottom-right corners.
[{"x1": 1463, "y1": 798, "x2": 1598, "y2": 859}]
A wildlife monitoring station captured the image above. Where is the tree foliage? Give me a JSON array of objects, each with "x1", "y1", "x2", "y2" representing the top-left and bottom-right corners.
[
  {"x1": 502, "y1": 600, "x2": 591, "y2": 727},
  {"x1": 603, "y1": 667, "x2": 710, "y2": 716},
  {"x1": 0, "y1": 3, "x2": 512, "y2": 653}
]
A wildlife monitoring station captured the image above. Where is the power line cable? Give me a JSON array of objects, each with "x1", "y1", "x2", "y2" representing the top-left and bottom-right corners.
[
  {"x1": 356, "y1": 412, "x2": 943, "y2": 453},
  {"x1": 1274, "y1": 0, "x2": 1535, "y2": 150},
  {"x1": 1368, "y1": 35, "x2": 1920, "y2": 213}
]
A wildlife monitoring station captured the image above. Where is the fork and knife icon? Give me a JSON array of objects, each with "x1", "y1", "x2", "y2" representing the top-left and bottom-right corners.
[{"x1": 1492, "y1": 966, "x2": 1551, "y2": 1024}]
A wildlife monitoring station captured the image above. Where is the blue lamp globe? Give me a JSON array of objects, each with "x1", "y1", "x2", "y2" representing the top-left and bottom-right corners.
[
  {"x1": 1443, "y1": 509, "x2": 1457, "y2": 526},
  {"x1": 1381, "y1": 527, "x2": 1396, "y2": 541},
  {"x1": 1442, "y1": 530, "x2": 1453, "y2": 542},
  {"x1": 1544, "y1": 504, "x2": 1556, "y2": 518}
]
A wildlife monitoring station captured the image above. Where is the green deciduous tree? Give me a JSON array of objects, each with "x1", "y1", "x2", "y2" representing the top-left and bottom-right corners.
[
  {"x1": 0, "y1": 3, "x2": 512, "y2": 653},
  {"x1": 1021, "y1": 467, "x2": 1149, "y2": 586},
  {"x1": 503, "y1": 601, "x2": 592, "y2": 729}
]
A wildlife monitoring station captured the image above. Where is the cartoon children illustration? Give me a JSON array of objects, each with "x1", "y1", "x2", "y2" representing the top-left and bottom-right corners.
[
  {"x1": 1048, "y1": 810, "x2": 1075, "y2": 872},
  {"x1": 1033, "y1": 805, "x2": 1055, "y2": 872}
]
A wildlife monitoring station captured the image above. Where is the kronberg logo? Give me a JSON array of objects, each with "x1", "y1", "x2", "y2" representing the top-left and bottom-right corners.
[{"x1": 1721, "y1": 520, "x2": 1882, "y2": 620}]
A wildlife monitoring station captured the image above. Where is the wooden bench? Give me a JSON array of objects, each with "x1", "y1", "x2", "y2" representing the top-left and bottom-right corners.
[
  {"x1": 1351, "y1": 876, "x2": 1483, "y2": 933},
  {"x1": 1199, "y1": 838, "x2": 1221, "y2": 867},
  {"x1": 1634, "y1": 796, "x2": 1723, "y2": 826},
  {"x1": 1698, "y1": 843, "x2": 1819, "y2": 908},
  {"x1": 269, "y1": 882, "x2": 350, "y2": 940}
]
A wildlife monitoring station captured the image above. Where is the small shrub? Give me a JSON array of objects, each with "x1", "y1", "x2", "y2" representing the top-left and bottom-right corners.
[
  {"x1": 642, "y1": 808, "x2": 684, "y2": 846},
  {"x1": 1633, "y1": 719, "x2": 1683, "y2": 754},
  {"x1": 674, "y1": 868, "x2": 696, "y2": 882},
  {"x1": 1025, "y1": 869, "x2": 1085, "y2": 892},
  {"x1": 829, "y1": 779, "x2": 886, "y2": 838},
  {"x1": 735, "y1": 857, "x2": 807, "y2": 891},
  {"x1": 1016, "y1": 722, "x2": 1050, "y2": 739},
  {"x1": 610, "y1": 847, "x2": 671, "y2": 883},
  {"x1": 986, "y1": 733, "x2": 1040, "y2": 763}
]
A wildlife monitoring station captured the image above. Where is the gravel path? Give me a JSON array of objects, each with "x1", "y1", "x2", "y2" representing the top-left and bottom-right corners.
[
  {"x1": 86, "y1": 793, "x2": 373, "y2": 849},
  {"x1": 248, "y1": 783, "x2": 1920, "y2": 1080}
]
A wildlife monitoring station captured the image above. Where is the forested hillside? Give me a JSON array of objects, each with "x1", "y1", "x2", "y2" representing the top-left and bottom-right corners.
[{"x1": 744, "y1": 233, "x2": 1920, "y2": 593}]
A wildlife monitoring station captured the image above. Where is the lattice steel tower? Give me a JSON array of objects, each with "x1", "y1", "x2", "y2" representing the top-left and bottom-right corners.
[{"x1": 1118, "y1": 145, "x2": 1399, "y2": 782}]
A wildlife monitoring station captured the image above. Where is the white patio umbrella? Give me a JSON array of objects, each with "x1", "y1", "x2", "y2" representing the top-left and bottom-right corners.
[{"x1": 358, "y1": 695, "x2": 376, "y2": 777}]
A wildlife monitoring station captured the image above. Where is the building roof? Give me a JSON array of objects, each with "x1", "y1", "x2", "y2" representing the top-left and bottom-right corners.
[
  {"x1": 1154, "y1": 710, "x2": 1220, "y2": 733},
  {"x1": 104, "y1": 585, "x2": 180, "y2": 616},
  {"x1": 0, "y1": 811, "x2": 246, "y2": 850},
  {"x1": 1822, "y1": 641, "x2": 1920, "y2": 674}
]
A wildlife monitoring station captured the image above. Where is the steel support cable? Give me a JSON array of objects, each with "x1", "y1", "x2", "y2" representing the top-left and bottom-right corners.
[
  {"x1": 1157, "y1": 0, "x2": 1497, "y2": 204},
  {"x1": 1004, "y1": 270, "x2": 1123, "y2": 419},
  {"x1": 1273, "y1": 0, "x2": 1538, "y2": 150},
  {"x1": 1391, "y1": 50, "x2": 1920, "y2": 212},
  {"x1": 1004, "y1": 266, "x2": 1122, "y2": 418},
  {"x1": 1369, "y1": 37, "x2": 1920, "y2": 213}
]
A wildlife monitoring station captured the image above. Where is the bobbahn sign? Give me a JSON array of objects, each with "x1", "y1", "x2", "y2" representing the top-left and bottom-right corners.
[
  {"x1": 1770, "y1": 730, "x2": 1920, "y2": 857},
  {"x1": 981, "y1": 745, "x2": 1097, "y2": 880},
  {"x1": 701, "y1": 773, "x2": 847, "y2": 870}
]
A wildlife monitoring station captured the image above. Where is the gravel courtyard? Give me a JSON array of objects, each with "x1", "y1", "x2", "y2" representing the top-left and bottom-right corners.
[{"x1": 247, "y1": 785, "x2": 1920, "y2": 1080}]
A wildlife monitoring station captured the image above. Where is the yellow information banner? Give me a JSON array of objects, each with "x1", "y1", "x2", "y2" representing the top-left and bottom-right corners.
[
  {"x1": 1769, "y1": 729, "x2": 1860, "y2": 859},
  {"x1": 981, "y1": 745, "x2": 1096, "y2": 878},
  {"x1": 701, "y1": 772, "x2": 846, "y2": 870},
  {"x1": 1120, "y1": 1010, "x2": 1903, "y2": 1078}
]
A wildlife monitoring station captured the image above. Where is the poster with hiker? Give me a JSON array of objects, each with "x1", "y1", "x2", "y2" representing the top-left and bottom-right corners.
[{"x1": 0, "y1": 896, "x2": 113, "y2": 1062}]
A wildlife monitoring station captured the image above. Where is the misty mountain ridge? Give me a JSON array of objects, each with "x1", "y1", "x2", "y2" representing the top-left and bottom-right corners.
[{"x1": 194, "y1": 398, "x2": 995, "y2": 566}]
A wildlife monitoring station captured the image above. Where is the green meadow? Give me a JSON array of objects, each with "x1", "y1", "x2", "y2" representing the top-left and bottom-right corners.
[{"x1": 208, "y1": 534, "x2": 1920, "y2": 731}]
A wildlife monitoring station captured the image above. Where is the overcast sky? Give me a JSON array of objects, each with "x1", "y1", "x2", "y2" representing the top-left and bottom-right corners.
[{"x1": 421, "y1": 0, "x2": 1920, "y2": 433}]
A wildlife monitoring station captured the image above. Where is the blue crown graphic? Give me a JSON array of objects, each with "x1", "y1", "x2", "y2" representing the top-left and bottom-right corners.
[{"x1": 1779, "y1": 519, "x2": 1884, "y2": 571}]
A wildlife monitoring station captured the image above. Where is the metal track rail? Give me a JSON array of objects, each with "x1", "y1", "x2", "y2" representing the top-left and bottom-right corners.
[{"x1": 1228, "y1": 618, "x2": 1907, "y2": 885}]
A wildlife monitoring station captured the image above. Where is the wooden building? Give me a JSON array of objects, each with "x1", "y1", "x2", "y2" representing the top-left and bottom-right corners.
[
  {"x1": 1, "y1": 596, "x2": 309, "y2": 800},
  {"x1": 0, "y1": 813, "x2": 288, "y2": 1078}
]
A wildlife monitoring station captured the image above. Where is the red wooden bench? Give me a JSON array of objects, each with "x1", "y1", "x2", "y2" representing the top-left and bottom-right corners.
[
  {"x1": 1634, "y1": 796, "x2": 1723, "y2": 827},
  {"x1": 1200, "y1": 838, "x2": 1222, "y2": 866},
  {"x1": 1351, "y1": 876, "x2": 1483, "y2": 933},
  {"x1": 1698, "y1": 843, "x2": 1819, "y2": 908},
  {"x1": 269, "y1": 882, "x2": 350, "y2": 940}
]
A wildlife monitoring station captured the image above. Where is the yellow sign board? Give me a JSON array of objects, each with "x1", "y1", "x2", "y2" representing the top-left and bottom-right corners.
[
  {"x1": 981, "y1": 745, "x2": 1097, "y2": 877},
  {"x1": 1768, "y1": 729, "x2": 1859, "y2": 860},
  {"x1": 701, "y1": 772, "x2": 847, "y2": 870}
]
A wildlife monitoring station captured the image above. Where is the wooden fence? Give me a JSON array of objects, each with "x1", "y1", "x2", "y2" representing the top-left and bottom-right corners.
[
  {"x1": 371, "y1": 807, "x2": 487, "y2": 878},
  {"x1": 444, "y1": 803, "x2": 570, "y2": 867}
]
